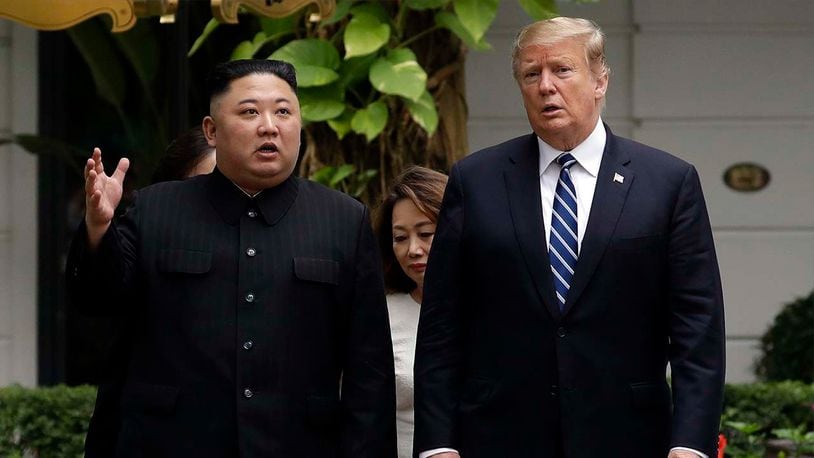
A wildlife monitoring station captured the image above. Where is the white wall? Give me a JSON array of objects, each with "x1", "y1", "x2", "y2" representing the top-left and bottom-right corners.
[
  {"x1": 466, "y1": 0, "x2": 814, "y2": 383},
  {"x1": 0, "y1": 20, "x2": 38, "y2": 386}
]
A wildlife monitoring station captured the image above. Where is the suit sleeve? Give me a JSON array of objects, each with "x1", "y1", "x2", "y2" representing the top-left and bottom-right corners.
[
  {"x1": 65, "y1": 193, "x2": 140, "y2": 316},
  {"x1": 413, "y1": 163, "x2": 466, "y2": 456},
  {"x1": 340, "y1": 206, "x2": 397, "y2": 458},
  {"x1": 666, "y1": 165, "x2": 726, "y2": 457}
]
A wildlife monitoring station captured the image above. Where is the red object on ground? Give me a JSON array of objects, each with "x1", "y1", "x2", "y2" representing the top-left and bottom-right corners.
[{"x1": 717, "y1": 434, "x2": 727, "y2": 458}]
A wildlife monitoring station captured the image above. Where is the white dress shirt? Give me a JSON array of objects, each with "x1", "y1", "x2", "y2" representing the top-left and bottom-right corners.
[
  {"x1": 538, "y1": 117, "x2": 605, "y2": 251},
  {"x1": 421, "y1": 118, "x2": 706, "y2": 458}
]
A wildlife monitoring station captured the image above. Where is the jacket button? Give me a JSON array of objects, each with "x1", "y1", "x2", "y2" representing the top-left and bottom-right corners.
[
  {"x1": 557, "y1": 327, "x2": 566, "y2": 338},
  {"x1": 246, "y1": 247, "x2": 256, "y2": 257},
  {"x1": 247, "y1": 209, "x2": 257, "y2": 218},
  {"x1": 243, "y1": 341, "x2": 253, "y2": 350},
  {"x1": 245, "y1": 293, "x2": 255, "y2": 303},
  {"x1": 243, "y1": 388, "x2": 253, "y2": 398},
  {"x1": 550, "y1": 384, "x2": 559, "y2": 397}
]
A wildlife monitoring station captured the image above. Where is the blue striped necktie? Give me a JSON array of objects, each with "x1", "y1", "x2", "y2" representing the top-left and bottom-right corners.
[{"x1": 549, "y1": 153, "x2": 578, "y2": 312}]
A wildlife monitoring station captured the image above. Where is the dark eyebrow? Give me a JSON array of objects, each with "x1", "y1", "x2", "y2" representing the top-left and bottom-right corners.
[{"x1": 237, "y1": 97, "x2": 292, "y2": 105}]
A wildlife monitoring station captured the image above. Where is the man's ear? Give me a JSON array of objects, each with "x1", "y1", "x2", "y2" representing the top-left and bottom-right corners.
[
  {"x1": 202, "y1": 116, "x2": 217, "y2": 147},
  {"x1": 594, "y1": 72, "x2": 609, "y2": 100}
]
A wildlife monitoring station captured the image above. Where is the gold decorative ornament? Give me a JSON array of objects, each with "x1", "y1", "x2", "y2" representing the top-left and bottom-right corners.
[
  {"x1": 723, "y1": 162, "x2": 770, "y2": 192},
  {"x1": 0, "y1": 0, "x2": 333, "y2": 32},
  {"x1": 0, "y1": 0, "x2": 137, "y2": 32},
  {"x1": 211, "y1": 0, "x2": 335, "y2": 24}
]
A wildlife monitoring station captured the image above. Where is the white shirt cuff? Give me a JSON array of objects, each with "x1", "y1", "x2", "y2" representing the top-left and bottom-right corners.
[
  {"x1": 671, "y1": 446, "x2": 708, "y2": 458},
  {"x1": 419, "y1": 448, "x2": 459, "y2": 458}
]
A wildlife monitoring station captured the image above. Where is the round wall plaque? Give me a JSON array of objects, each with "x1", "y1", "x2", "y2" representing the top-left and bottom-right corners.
[{"x1": 723, "y1": 162, "x2": 770, "y2": 192}]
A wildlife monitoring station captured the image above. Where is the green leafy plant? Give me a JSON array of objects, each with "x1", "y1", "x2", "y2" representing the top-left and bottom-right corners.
[
  {"x1": 756, "y1": 291, "x2": 814, "y2": 383},
  {"x1": 0, "y1": 384, "x2": 96, "y2": 457},
  {"x1": 190, "y1": 0, "x2": 597, "y2": 202},
  {"x1": 723, "y1": 381, "x2": 814, "y2": 433},
  {"x1": 773, "y1": 426, "x2": 814, "y2": 458},
  {"x1": 722, "y1": 381, "x2": 814, "y2": 458}
]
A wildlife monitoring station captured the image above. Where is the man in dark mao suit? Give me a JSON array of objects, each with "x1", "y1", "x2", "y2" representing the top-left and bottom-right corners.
[
  {"x1": 67, "y1": 59, "x2": 396, "y2": 457},
  {"x1": 414, "y1": 17, "x2": 725, "y2": 458}
]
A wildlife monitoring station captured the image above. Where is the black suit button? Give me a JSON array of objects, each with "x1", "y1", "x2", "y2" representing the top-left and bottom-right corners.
[
  {"x1": 557, "y1": 327, "x2": 566, "y2": 338},
  {"x1": 243, "y1": 341, "x2": 253, "y2": 350},
  {"x1": 245, "y1": 293, "x2": 255, "y2": 303},
  {"x1": 243, "y1": 388, "x2": 253, "y2": 398},
  {"x1": 550, "y1": 385, "x2": 559, "y2": 397},
  {"x1": 246, "y1": 247, "x2": 256, "y2": 257},
  {"x1": 247, "y1": 209, "x2": 257, "y2": 218}
]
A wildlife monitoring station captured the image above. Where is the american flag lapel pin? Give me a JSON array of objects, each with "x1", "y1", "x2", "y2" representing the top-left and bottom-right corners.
[{"x1": 613, "y1": 172, "x2": 624, "y2": 184}]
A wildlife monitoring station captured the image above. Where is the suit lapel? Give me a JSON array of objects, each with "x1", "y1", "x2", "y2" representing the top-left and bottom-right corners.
[
  {"x1": 504, "y1": 134, "x2": 562, "y2": 321},
  {"x1": 562, "y1": 128, "x2": 634, "y2": 316}
]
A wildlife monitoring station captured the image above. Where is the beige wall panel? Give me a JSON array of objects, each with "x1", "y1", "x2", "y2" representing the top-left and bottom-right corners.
[
  {"x1": 634, "y1": 0, "x2": 814, "y2": 26},
  {"x1": 0, "y1": 43, "x2": 9, "y2": 131},
  {"x1": 491, "y1": 0, "x2": 631, "y2": 30},
  {"x1": 714, "y1": 231, "x2": 814, "y2": 337},
  {"x1": 6, "y1": 23, "x2": 37, "y2": 386},
  {"x1": 466, "y1": 32, "x2": 632, "y2": 121},
  {"x1": 632, "y1": 123, "x2": 814, "y2": 228},
  {"x1": 0, "y1": 238, "x2": 9, "y2": 335},
  {"x1": 0, "y1": 339, "x2": 11, "y2": 386},
  {"x1": 0, "y1": 146, "x2": 9, "y2": 230},
  {"x1": 725, "y1": 339, "x2": 761, "y2": 383},
  {"x1": 633, "y1": 33, "x2": 814, "y2": 119}
]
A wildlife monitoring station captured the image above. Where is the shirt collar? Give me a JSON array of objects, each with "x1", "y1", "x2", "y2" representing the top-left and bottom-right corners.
[
  {"x1": 538, "y1": 117, "x2": 606, "y2": 177},
  {"x1": 205, "y1": 167, "x2": 299, "y2": 226}
]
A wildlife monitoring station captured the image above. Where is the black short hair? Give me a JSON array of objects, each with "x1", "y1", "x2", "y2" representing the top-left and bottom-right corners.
[
  {"x1": 206, "y1": 59, "x2": 297, "y2": 104},
  {"x1": 151, "y1": 126, "x2": 214, "y2": 183}
]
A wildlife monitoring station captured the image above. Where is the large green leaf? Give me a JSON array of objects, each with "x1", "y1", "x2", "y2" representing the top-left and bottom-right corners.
[
  {"x1": 232, "y1": 32, "x2": 276, "y2": 60},
  {"x1": 330, "y1": 164, "x2": 355, "y2": 186},
  {"x1": 188, "y1": 18, "x2": 218, "y2": 57},
  {"x1": 349, "y1": 2, "x2": 390, "y2": 24},
  {"x1": 369, "y1": 49, "x2": 427, "y2": 102},
  {"x1": 327, "y1": 109, "x2": 355, "y2": 139},
  {"x1": 351, "y1": 101, "x2": 388, "y2": 142},
  {"x1": 270, "y1": 39, "x2": 341, "y2": 87},
  {"x1": 231, "y1": 39, "x2": 256, "y2": 60},
  {"x1": 453, "y1": 0, "x2": 498, "y2": 43},
  {"x1": 320, "y1": 0, "x2": 353, "y2": 26},
  {"x1": 338, "y1": 54, "x2": 378, "y2": 89},
  {"x1": 518, "y1": 0, "x2": 558, "y2": 20},
  {"x1": 435, "y1": 11, "x2": 491, "y2": 50},
  {"x1": 298, "y1": 85, "x2": 346, "y2": 122},
  {"x1": 67, "y1": 20, "x2": 126, "y2": 108},
  {"x1": 344, "y1": 12, "x2": 390, "y2": 59},
  {"x1": 405, "y1": 0, "x2": 451, "y2": 10},
  {"x1": 260, "y1": 14, "x2": 300, "y2": 37},
  {"x1": 406, "y1": 90, "x2": 439, "y2": 136}
]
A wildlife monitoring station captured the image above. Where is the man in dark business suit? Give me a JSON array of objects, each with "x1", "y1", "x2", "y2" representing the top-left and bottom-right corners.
[
  {"x1": 414, "y1": 17, "x2": 725, "y2": 458},
  {"x1": 67, "y1": 59, "x2": 396, "y2": 457}
]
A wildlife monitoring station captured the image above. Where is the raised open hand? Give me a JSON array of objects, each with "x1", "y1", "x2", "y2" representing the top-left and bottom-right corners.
[{"x1": 84, "y1": 147, "x2": 129, "y2": 248}]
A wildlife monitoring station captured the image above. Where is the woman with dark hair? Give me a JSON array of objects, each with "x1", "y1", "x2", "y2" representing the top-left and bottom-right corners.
[
  {"x1": 375, "y1": 165, "x2": 448, "y2": 458},
  {"x1": 151, "y1": 126, "x2": 216, "y2": 183}
]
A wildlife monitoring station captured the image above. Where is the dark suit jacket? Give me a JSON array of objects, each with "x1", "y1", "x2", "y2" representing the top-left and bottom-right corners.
[
  {"x1": 67, "y1": 168, "x2": 396, "y2": 457},
  {"x1": 414, "y1": 126, "x2": 725, "y2": 458}
]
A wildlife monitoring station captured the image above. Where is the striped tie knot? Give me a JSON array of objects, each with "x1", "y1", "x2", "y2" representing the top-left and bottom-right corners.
[
  {"x1": 557, "y1": 153, "x2": 577, "y2": 169},
  {"x1": 549, "y1": 152, "x2": 578, "y2": 312}
]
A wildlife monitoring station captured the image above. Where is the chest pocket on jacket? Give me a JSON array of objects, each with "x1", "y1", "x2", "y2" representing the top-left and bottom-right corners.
[
  {"x1": 157, "y1": 249, "x2": 212, "y2": 274},
  {"x1": 293, "y1": 257, "x2": 340, "y2": 285}
]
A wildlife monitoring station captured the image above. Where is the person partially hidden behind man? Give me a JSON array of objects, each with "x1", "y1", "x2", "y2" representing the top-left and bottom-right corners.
[
  {"x1": 413, "y1": 17, "x2": 725, "y2": 458},
  {"x1": 67, "y1": 59, "x2": 396, "y2": 457}
]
